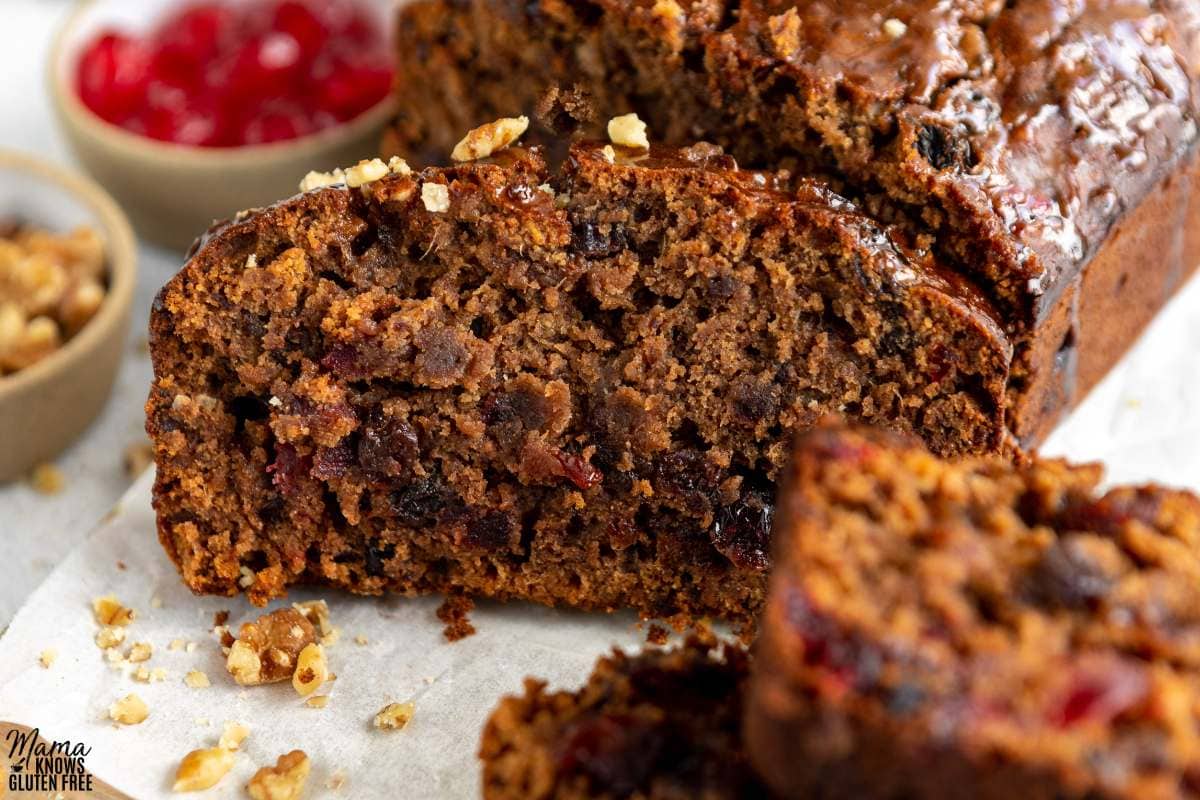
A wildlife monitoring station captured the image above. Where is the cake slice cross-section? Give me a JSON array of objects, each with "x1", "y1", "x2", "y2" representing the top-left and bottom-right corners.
[
  {"x1": 748, "y1": 422, "x2": 1200, "y2": 798},
  {"x1": 480, "y1": 638, "x2": 760, "y2": 799},
  {"x1": 147, "y1": 139, "x2": 1010, "y2": 625}
]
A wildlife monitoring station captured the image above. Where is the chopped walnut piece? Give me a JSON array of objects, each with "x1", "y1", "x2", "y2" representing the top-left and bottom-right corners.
[
  {"x1": 109, "y1": 693, "x2": 149, "y2": 725},
  {"x1": 421, "y1": 182, "x2": 450, "y2": 213},
  {"x1": 600, "y1": 145, "x2": 616, "y2": 163},
  {"x1": 451, "y1": 116, "x2": 530, "y2": 162},
  {"x1": 28, "y1": 462, "x2": 64, "y2": 494},
  {"x1": 293, "y1": 600, "x2": 333, "y2": 638},
  {"x1": 127, "y1": 642, "x2": 152, "y2": 662},
  {"x1": 298, "y1": 169, "x2": 346, "y2": 193},
  {"x1": 93, "y1": 594, "x2": 135, "y2": 626},
  {"x1": 304, "y1": 695, "x2": 329, "y2": 708},
  {"x1": 387, "y1": 156, "x2": 412, "y2": 175},
  {"x1": 882, "y1": 17, "x2": 908, "y2": 38},
  {"x1": 226, "y1": 607, "x2": 316, "y2": 686},
  {"x1": 185, "y1": 670, "x2": 211, "y2": 689},
  {"x1": 607, "y1": 113, "x2": 650, "y2": 150},
  {"x1": 247, "y1": 750, "x2": 311, "y2": 800},
  {"x1": 39, "y1": 648, "x2": 57, "y2": 668},
  {"x1": 219, "y1": 721, "x2": 250, "y2": 751},
  {"x1": 373, "y1": 701, "x2": 415, "y2": 730},
  {"x1": 345, "y1": 158, "x2": 390, "y2": 188},
  {"x1": 292, "y1": 643, "x2": 327, "y2": 696},
  {"x1": 173, "y1": 747, "x2": 235, "y2": 792}
]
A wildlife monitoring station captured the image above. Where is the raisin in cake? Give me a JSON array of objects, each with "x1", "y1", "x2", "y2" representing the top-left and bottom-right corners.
[
  {"x1": 386, "y1": 0, "x2": 1200, "y2": 447},
  {"x1": 747, "y1": 422, "x2": 1200, "y2": 798},
  {"x1": 147, "y1": 138, "x2": 1012, "y2": 623},
  {"x1": 480, "y1": 639, "x2": 762, "y2": 799}
]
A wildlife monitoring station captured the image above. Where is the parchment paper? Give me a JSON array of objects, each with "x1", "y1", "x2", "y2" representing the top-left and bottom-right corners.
[{"x1": 2, "y1": 274, "x2": 1199, "y2": 799}]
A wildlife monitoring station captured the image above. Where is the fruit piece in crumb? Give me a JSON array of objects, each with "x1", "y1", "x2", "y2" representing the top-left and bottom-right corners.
[{"x1": 225, "y1": 607, "x2": 315, "y2": 686}]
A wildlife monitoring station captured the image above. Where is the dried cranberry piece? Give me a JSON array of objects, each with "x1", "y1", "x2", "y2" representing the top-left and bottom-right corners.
[
  {"x1": 1057, "y1": 489, "x2": 1164, "y2": 537},
  {"x1": 555, "y1": 450, "x2": 603, "y2": 491},
  {"x1": 709, "y1": 492, "x2": 773, "y2": 571},
  {"x1": 1025, "y1": 537, "x2": 1114, "y2": 610},
  {"x1": 457, "y1": 511, "x2": 514, "y2": 550},
  {"x1": 1049, "y1": 658, "x2": 1148, "y2": 728},
  {"x1": 271, "y1": 0, "x2": 331, "y2": 60},
  {"x1": 784, "y1": 588, "x2": 881, "y2": 693},
  {"x1": 653, "y1": 449, "x2": 721, "y2": 500},
  {"x1": 267, "y1": 443, "x2": 308, "y2": 496},
  {"x1": 239, "y1": 101, "x2": 314, "y2": 145},
  {"x1": 311, "y1": 50, "x2": 392, "y2": 122},
  {"x1": 558, "y1": 714, "x2": 664, "y2": 796},
  {"x1": 358, "y1": 411, "x2": 419, "y2": 480},
  {"x1": 321, "y1": 344, "x2": 364, "y2": 377},
  {"x1": 310, "y1": 442, "x2": 355, "y2": 481}
]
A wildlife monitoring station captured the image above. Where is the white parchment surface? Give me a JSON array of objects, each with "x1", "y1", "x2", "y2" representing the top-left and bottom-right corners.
[{"x1": 1, "y1": 275, "x2": 1199, "y2": 799}]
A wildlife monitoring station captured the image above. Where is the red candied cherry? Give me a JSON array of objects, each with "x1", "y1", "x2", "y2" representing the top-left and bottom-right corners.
[
  {"x1": 77, "y1": 32, "x2": 152, "y2": 123},
  {"x1": 311, "y1": 51, "x2": 392, "y2": 121},
  {"x1": 271, "y1": 0, "x2": 332, "y2": 61},
  {"x1": 149, "y1": 3, "x2": 234, "y2": 86},
  {"x1": 137, "y1": 79, "x2": 229, "y2": 147},
  {"x1": 228, "y1": 31, "x2": 305, "y2": 104}
]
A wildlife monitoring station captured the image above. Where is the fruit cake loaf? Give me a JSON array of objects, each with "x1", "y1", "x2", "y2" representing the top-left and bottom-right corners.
[
  {"x1": 385, "y1": 0, "x2": 1200, "y2": 446},
  {"x1": 747, "y1": 422, "x2": 1200, "y2": 798},
  {"x1": 480, "y1": 638, "x2": 762, "y2": 799},
  {"x1": 147, "y1": 136, "x2": 1009, "y2": 623}
]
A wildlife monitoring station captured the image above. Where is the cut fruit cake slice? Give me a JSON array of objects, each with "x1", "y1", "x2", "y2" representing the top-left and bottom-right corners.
[
  {"x1": 147, "y1": 135, "x2": 1010, "y2": 624},
  {"x1": 480, "y1": 638, "x2": 761, "y2": 799},
  {"x1": 747, "y1": 422, "x2": 1200, "y2": 798}
]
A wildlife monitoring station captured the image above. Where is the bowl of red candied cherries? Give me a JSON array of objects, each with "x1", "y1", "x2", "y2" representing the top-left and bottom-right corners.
[{"x1": 49, "y1": 0, "x2": 396, "y2": 251}]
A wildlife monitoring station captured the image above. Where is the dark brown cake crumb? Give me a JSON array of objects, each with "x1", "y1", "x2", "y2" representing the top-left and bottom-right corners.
[
  {"x1": 645, "y1": 624, "x2": 669, "y2": 646},
  {"x1": 534, "y1": 85, "x2": 598, "y2": 138},
  {"x1": 437, "y1": 593, "x2": 476, "y2": 642},
  {"x1": 480, "y1": 639, "x2": 762, "y2": 799}
]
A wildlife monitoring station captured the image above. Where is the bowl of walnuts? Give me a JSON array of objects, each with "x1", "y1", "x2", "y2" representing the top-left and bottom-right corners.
[{"x1": 0, "y1": 149, "x2": 137, "y2": 482}]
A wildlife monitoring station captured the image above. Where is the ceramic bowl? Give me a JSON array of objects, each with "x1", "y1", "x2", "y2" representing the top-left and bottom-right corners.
[
  {"x1": 48, "y1": 0, "x2": 398, "y2": 252},
  {"x1": 0, "y1": 149, "x2": 137, "y2": 483}
]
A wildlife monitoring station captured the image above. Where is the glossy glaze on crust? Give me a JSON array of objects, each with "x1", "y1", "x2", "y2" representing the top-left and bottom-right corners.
[
  {"x1": 146, "y1": 141, "x2": 1009, "y2": 623},
  {"x1": 386, "y1": 0, "x2": 1200, "y2": 447},
  {"x1": 747, "y1": 422, "x2": 1200, "y2": 799}
]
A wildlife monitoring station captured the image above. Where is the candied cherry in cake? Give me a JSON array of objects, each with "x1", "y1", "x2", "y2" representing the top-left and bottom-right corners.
[{"x1": 75, "y1": 0, "x2": 392, "y2": 147}]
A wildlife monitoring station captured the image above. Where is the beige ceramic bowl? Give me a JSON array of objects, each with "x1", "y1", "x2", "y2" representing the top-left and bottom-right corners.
[
  {"x1": 49, "y1": 0, "x2": 399, "y2": 252},
  {"x1": 0, "y1": 149, "x2": 137, "y2": 483}
]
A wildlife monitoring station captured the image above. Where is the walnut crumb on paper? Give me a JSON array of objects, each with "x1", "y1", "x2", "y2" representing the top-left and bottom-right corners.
[
  {"x1": 185, "y1": 670, "x2": 210, "y2": 689},
  {"x1": 173, "y1": 747, "x2": 235, "y2": 792},
  {"x1": 219, "y1": 721, "x2": 250, "y2": 751},
  {"x1": 292, "y1": 643, "x2": 327, "y2": 696},
  {"x1": 109, "y1": 693, "x2": 149, "y2": 725},
  {"x1": 373, "y1": 702, "x2": 415, "y2": 730},
  {"x1": 28, "y1": 463, "x2": 64, "y2": 494},
  {"x1": 247, "y1": 751, "x2": 310, "y2": 800},
  {"x1": 38, "y1": 648, "x2": 57, "y2": 668},
  {"x1": 127, "y1": 642, "x2": 152, "y2": 662},
  {"x1": 92, "y1": 594, "x2": 135, "y2": 626},
  {"x1": 226, "y1": 607, "x2": 316, "y2": 686},
  {"x1": 304, "y1": 695, "x2": 329, "y2": 709}
]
